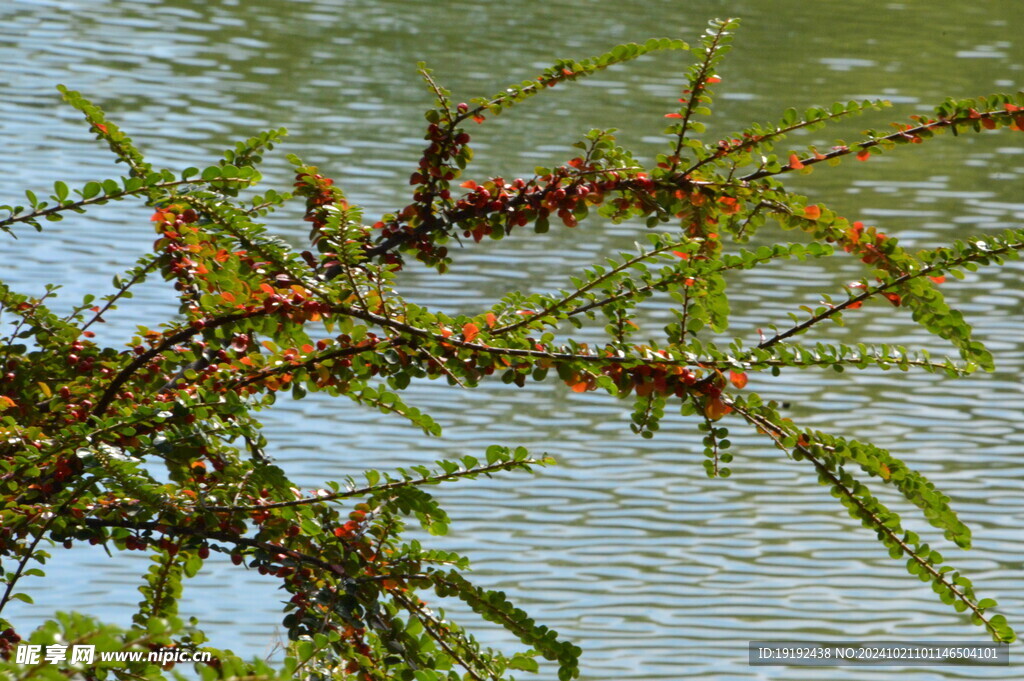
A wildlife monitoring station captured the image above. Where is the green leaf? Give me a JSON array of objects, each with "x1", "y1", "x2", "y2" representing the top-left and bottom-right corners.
[{"x1": 81, "y1": 181, "x2": 101, "y2": 199}]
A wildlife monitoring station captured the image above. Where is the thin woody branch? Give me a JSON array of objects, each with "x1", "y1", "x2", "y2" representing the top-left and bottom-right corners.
[
  {"x1": 731, "y1": 401, "x2": 999, "y2": 639},
  {"x1": 741, "y1": 108, "x2": 1019, "y2": 182},
  {"x1": 201, "y1": 457, "x2": 548, "y2": 513}
]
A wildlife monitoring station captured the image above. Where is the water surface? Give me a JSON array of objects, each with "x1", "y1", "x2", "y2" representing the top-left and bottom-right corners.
[{"x1": 1, "y1": 1, "x2": 1022, "y2": 679}]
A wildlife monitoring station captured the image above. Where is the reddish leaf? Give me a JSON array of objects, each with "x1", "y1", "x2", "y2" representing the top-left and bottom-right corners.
[
  {"x1": 462, "y1": 322, "x2": 479, "y2": 342},
  {"x1": 929, "y1": 275, "x2": 946, "y2": 284},
  {"x1": 664, "y1": 112, "x2": 684, "y2": 119},
  {"x1": 221, "y1": 291, "x2": 236, "y2": 303},
  {"x1": 803, "y1": 205, "x2": 821, "y2": 220},
  {"x1": 704, "y1": 396, "x2": 732, "y2": 421},
  {"x1": 788, "y1": 153, "x2": 805, "y2": 170},
  {"x1": 729, "y1": 370, "x2": 748, "y2": 389},
  {"x1": 485, "y1": 312, "x2": 497, "y2": 328},
  {"x1": 718, "y1": 197, "x2": 741, "y2": 215},
  {"x1": 856, "y1": 149, "x2": 871, "y2": 161}
]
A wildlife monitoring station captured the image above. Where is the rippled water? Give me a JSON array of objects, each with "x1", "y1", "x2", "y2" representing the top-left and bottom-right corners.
[{"x1": 2, "y1": 1, "x2": 1023, "y2": 679}]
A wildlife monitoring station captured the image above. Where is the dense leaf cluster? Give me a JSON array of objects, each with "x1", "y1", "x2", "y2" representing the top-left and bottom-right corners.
[{"x1": 1, "y1": 17, "x2": 1022, "y2": 680}]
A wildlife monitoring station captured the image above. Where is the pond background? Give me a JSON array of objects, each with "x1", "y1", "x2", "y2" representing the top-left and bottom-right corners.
[{"x1": 1, "y1": 0, "x2": 1023, "y2": 679}]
